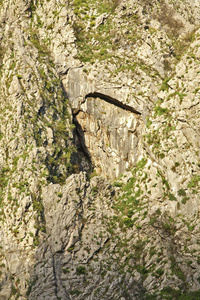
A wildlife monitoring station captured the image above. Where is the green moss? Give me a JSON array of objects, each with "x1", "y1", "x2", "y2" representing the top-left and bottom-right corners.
[
  {"x1": 158, "y1": 286, "x2": 181, "y2": 299},
  {"x1": 178, "y1": 92, "x2": 187, "y2": 103},
  {"x1": 36, "y1": 15, "x2": 43, "y2": 28},
  {"x1": 179, "y1": 291, "x2": 200, "y2": 300}
]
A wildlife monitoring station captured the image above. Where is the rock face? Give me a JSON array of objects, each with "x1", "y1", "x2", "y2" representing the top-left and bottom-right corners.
[
  {"x1": 64, "y1": 67, "x2": 144, "y2": 178},
  {"x1": 0, "y1": 0, "x2": 200, "y2": 299},
  {"x1": 74, "y1": 96, "x2": 142, "y2": 178}
]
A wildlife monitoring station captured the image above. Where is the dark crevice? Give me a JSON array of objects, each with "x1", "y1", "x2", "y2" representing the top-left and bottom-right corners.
[
  {"x1": 85, "y1": 92, "x2": 142, "y2": 115},
  {"x1": 70, "y1": 113, "x2": 93, "y2": 175},
  {"x1": 73, "y1": 116, "x2": 92, "y2": 161},
  {"x1": 52, "y1": 255, "x2": 58, "y2": 298}
]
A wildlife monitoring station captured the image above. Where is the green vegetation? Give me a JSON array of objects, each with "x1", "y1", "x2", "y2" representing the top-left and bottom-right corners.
[
  {"x1": 172, "y1": 29, "x2": 196, "y2": 62},
  {"x1": 73, "y1": 0, "x2": 117, "y2": 63},
  {"x1": 30, "y1": 31, "x2": 50, "y2": 59},
  {"x1": 188, "y1": 175, "x2": 200, "y2": 189},
  {"x1": 168, "y1": 193, "x2": 177, "y2": 201},
  {"x1": 111, "y1": 158, "x2": 148, "y2": 229},
  {"x1": 76, "y1": 266, "x2": 87, "y2": 275},
  {"x1": 147, "y1": 288, "x2": 200, "y2": 300},
  {"x1": 0, "y1": 0, "x2": 199, "y2": 298},
  {"x1": 146, "y1": 117, "x2": 152, "y2": 129},
  {"x1": 160, "y1": 78, "x2": 171, "y2": 91},
  {"x1": 92, "y1": 186, "x2": 98, "y2": 195},
  {"x1": 70, "y1": 290, "x2": 83, "y2": 296},
  {"x1": 154, "y1": 105, "x2": 168, "y2": 116},
  {"x1": 62, "y1": 267, "x2": 70, "y2": 274},
  {"x1": 72, "y1": 0, "x2": 142, "y2": 74},
  {"x1": 122, "y1": 217, "x2": 134, "y2": 228},
  {"x1": 145, "y1": 97, "x2": 176, "y2": 161},
  {"x1": 26, "y1": 276, "x2": 38, "y2": 296},
  {"x1": 0, "y1": 45, "x2": 5, "y2": 73},
  {"x1": 181, "y1": 197, "x2": 189, "y2": 204},
  {"x1": 178, "y1": 189, "x2": 186, "y2": 197},
  {"x1": 22, "y1": 29, "x2": 77, "y2": 184}
]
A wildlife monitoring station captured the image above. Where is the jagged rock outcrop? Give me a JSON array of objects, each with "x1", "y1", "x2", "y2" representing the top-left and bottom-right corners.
[
  {"x1": 73, "y1": 95, "x2": 142, "y2": 178},
  {"x1": 0, "y1": 0, "x2": 200, "y2": 299}
]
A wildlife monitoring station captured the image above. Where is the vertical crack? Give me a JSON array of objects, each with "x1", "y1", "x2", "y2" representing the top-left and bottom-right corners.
[{"x1": 52, "y1": 255, "x2": 59, "y2": 298}]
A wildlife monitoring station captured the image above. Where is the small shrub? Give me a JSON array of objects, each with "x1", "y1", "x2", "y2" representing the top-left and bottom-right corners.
[
  {"x1": 168, "y1": 193, "x2": 177, "y2": 201},
  {"x1": 146, "y1": 117, "x2": 152, "y2": 128},
  {"x1": 123, "y1": 217, "x2": 134, "y2": 228},
  {"x1": 70, "y1": 290, "x2": 82, "y2": 295},
  {"x1": 136, "y1": 158, "x2": 147, "y2": 170},
  {"x1": 160, "y1": 78, "x2": 170, "y2": 91},
  {"x1": 67, "y1": 246, "x2": 74, "y2": 252},
  {"x1": 188, "y1": 175, "x2": 200, "y2": 188},
  {"x1": 136, "y1": 265, "x2": 148, "y2": 274},
  {"x1": 76, "y1": 266, "x2": 86, "y2": 275},
  {"x1": 113, "y1": 181, "x2": 123, "y2": 187},
  {"x1": 181, "y1": 197, "x2": 189, "y2": 204},
  {"x1": 62, "y1": 268, "x2": 70, "y2": 274},
  {"x1": 92, "y1": 186, "x2": 98, "y2": 195},
  {"x1": 154, "y1": 105, "x2": 168, "y2": 116},
  {"x1": 155, "y1": 268, "x2": 164, "y2": 277},
  {"x1": 178, "y1": 189, "x2": 186, "y2": 197},
  {"x1": 10, "y1": 285, "x2": 17, "y2": 296}
]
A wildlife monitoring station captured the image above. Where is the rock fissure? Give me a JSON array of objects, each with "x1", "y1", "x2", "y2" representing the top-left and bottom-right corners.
[
  {"x1": 52, "y1": 254, "x2": 59, "y2": 298},
  {"x1": 85, "y1": 92, "x2": 142, "y2": 115}
]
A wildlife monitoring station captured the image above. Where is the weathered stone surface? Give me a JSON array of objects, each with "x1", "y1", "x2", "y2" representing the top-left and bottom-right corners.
[
  {"x1": 63, "y1": 68, "x2": 146, "y2": 114},
  {"x1": 0, "y1": 0, "x2": 200, "y2": 299},
  {"x1": 74, "y1": 96, "x2": 142, "y2": 178}
]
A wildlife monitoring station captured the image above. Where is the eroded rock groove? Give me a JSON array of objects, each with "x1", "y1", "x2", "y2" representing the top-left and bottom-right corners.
[{"x1": 86, "y1": 92, "x2": 142, "y2": 115}]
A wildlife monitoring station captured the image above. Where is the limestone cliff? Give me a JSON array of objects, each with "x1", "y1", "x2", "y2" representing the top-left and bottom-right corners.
[{"x1": 0, "y1": 0, "x2": 200, "y2": 299}]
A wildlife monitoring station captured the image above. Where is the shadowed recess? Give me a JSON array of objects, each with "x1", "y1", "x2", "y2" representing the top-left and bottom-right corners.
[{"x1": 85, "y1": 92, "x2": 142, "y2": 115}]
